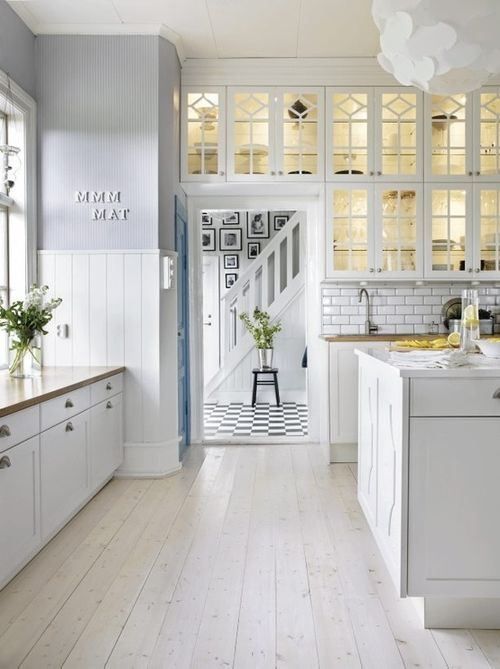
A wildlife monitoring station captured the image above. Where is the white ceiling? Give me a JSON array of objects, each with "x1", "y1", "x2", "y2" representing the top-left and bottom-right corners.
[{"x1": 6, "y1": 0, "x2": 380, "y2": 61}]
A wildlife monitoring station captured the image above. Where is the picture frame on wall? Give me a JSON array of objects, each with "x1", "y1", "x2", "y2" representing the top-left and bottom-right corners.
[
  {"x1": 225, "y1": 273, "x2": 238, "y2": 289},
  {"x1": 248, "y1": 242, "x2": 260, "y2": 259},
  {"x1": 222, "y1": 211, "x2": 240, "y2": 226},
  {"x1": 247, "y1": 211, "x2": 270, "y2": 239},
  {"x1": 224, "y1": 254, "x2": 239, "y2": 270},
  {"x1": 202, "y1": 228, "x2": 216, "y2": 251},
  {"x1": 219, "y1": 227, "x2": 242, "y2": 251},
  {"x1": 273, "y1": 214, "x2": 289, "y2": 231},
  {"x1": 201, "y1": 212, "x2": 211, "y2": 225}
]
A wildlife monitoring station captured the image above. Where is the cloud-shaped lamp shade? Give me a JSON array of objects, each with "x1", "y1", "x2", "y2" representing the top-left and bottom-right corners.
[{"x1": 372, "y1": 0, "x2": 500, "y2": 94}]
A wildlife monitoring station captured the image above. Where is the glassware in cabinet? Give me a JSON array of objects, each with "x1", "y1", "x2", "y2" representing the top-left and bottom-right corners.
[
  {"x1": 230, "y1": 90, "x2": 272, "y2": 179},
  {"x1": 377, "y1": 187, "x2": 420, "y2": 275},
  {"x1": 427, "y1": 94, "x2": 470, "y2": 178},
  {"x1": 328, "y1": 186, "x2": 373, "y2": 275},
  {"x1": 426, "y1": 187, "x2": 472, "y2": 276},
  {"x1": 278, "y1": 91, "x2": 323, "y2": 178},
  {"x1": 182, "y1": 88, "x2": 225, "y2": 181},
  {"x1": 328, "y1": 89, "x2": 371, "y2": 179},
  {"x1": 378, "y1": 90, "x2": 420, "y2": 179}
]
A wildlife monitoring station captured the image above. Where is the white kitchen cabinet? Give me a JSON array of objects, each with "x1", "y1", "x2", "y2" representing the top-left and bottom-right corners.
[
  {"x1": 40, "y1": 410, "x2": 90, "y2": 541},
  {"x1": 326, "y1": 183, "x2": 423, "y2": 279},
  {"x1": 90, "y1": 393, "x2": 123, "y2": 489},
  {"x1": 226, "y1": 87, "x2": 324, "y2": 181},
  {"x1": 0, "y1": 436, "x2": 41, "y2": 587},
  {"x1": 328, "y1": 340, "x2": 389, "y2": 462},
  {"x1": 408, "y1": 417, "x2": 500, "y2": 598},
  {"x1": 181, "y1": 87, "x2": 226, "y2": 182},
  {"x1": 473, "y1": 87, "x2": 500, "y2": 180}
]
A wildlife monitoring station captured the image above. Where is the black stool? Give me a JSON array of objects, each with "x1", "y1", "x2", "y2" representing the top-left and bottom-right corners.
[{"x1": 251, "y1": 368, "x2": 280, "y2": 407}]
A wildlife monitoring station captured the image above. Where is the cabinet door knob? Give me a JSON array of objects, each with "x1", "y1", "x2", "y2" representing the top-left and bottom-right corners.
[
  {"x1": 0, "y1": 455, "x2": 11, "y2": 469},
  {"x1": 369, "y1": 268, "x2": 375, "y2": 273},
  {"x1": 0, "y1": 424, "x2": 11, "y2": 438},
  {"x1": 369, "y1": 171, "x2": 375, "y2": 176},
  {"x1": 65, "y1": 422, "x2": 74, "y2": 432},
  {"x1": 270, "y1": 171, "x2": 276, "y2": 176},
  {"x1": 65, "y1": 398, "x2": 74, "y2": 408},
  {"x1": 476, "y1": 171, "x2": 481, "y2": 176},
  {"x1": 219, "y1": 171, "x2": 225, "y2": 176},
  {"x1": 278, "y1": 170, "x2": 283, "y2": 175},
  {"x1": 106, "y1": 401, "x2": 113, "y2": 409},
  {"x1": 493, "y1": 389, "x2": 500, "y2": 399},
  {"x1": 377, "y1": 170, "x2": 382, "y2": 176},
  {"x1": 377, "y1": 267, "x2": 382, "y2": 273},
  {"x1": 475, "y1": 268, "x2": 481, "y2": 273},
  {"x1": 106, "y1": 382, "x2": 113, "y2": 390},
  {"x1": 468, "y1": 268, "x2": 473, "y2": 273},
  {"x1": 468, "y1": 171, "x2": 473, "y2": 176}
]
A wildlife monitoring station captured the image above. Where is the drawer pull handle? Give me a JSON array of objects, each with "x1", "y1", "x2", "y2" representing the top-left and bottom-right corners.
[
  {"x1": 65, "y1": 399, "x2": 74, "y2": 408},
  {"x1": 66, "y1": 422, "x2": 74, "y2": 432},
  {"x1": 0, "y1": 425, "x2": 11, "y2": 438},
  {"x1": 106, "y1": 382, "x2": 113, "y2": 391},
  {"x1": 0, "y1": 455, "x2": 11, "y2": 469},
  {"x1": 493, "y1": 389, "x2": 500, "y2": 399},
  {"x1": 106, "y1": 401, "x2": 113, "y2": 409}
]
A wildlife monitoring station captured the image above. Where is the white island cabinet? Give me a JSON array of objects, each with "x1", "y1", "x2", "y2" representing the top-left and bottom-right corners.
[
  {"x1": 356, "y1": 349, "x2": 500, "y2": 628},
  {"x1": 0, "y1": 368, "x2": 124, "y2": 589}
]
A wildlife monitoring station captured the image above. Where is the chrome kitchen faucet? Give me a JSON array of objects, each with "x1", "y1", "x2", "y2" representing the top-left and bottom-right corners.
[{"x1": 358, "y1": 288, "x2": 379, "y2": 336}]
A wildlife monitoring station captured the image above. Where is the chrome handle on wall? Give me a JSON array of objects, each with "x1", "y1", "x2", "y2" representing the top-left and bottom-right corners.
[
  {"x1": 0, "y1": 455, "x2": 11, "y2": 469},
  {"x1": 65, "y1": 399, "x2": 74, "y2": 408},
  {"x1": 106, "y1": 401, "x2": 113, "y2": 409},
  {"x1": 0, "y1": 425, "x2": 11, "y2": 438},
  {"x1": 106, "y1": 382, "x2": 113, "y2": 391},
  {"x1": 65, "y1": 422, "x2": 74, "y2": 432}
]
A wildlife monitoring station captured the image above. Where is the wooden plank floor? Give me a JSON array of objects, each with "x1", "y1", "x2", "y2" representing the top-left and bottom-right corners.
[{"x1": 0, "y1": 444, "x2": 499, "y2": 668}]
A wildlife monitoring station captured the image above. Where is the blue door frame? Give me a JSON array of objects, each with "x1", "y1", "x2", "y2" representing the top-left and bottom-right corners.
[{"x1": 175, "y1": 196, "x2": 190, "y2": 453}]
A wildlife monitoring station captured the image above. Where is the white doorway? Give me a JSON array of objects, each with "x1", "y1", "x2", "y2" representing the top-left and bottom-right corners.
[{"x1": 202, "y1": 255, "x2": 220, "y2": 384}]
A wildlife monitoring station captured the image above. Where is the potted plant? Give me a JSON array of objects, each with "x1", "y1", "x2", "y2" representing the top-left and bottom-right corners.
[
  {"x1": 0, "y1": 285, "x2": 62, "y2": 378},
  {"x1": 240, "y1": 307, "x2": 282, "y2": 370}
]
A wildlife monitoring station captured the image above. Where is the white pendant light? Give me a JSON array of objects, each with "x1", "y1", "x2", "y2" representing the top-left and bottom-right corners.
[{"x1": 372, "y1": 0, "x2": 500, "y2": 94}]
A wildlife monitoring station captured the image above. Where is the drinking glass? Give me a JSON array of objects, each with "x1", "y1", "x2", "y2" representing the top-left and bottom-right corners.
[{"x1": 460, "y1": 288, "x2": 480, "y2": 352}]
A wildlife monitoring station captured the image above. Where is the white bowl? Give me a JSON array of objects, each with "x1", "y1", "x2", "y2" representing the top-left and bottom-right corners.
[{"x1": 474, "y1": 339, "x2": 500, "y2": 358}]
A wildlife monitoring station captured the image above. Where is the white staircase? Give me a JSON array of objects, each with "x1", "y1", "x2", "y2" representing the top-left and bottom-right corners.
[{"x1": 206, "y1": 212, "x2": 305, "y2": 398}]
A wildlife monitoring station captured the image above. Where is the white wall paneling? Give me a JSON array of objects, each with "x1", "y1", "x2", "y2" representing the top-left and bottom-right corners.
[{"x1": 38, "y1": 249, "x2": 180, "y2": 477}]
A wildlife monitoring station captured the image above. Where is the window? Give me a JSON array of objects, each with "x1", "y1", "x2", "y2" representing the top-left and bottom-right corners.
[{"x1": 0, "y1": 74, "x2": 35, "y2": 369}]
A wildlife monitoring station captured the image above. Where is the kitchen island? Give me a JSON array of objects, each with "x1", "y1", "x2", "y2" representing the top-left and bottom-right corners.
[{"x1": 356, "y1": 349, "x2": 500, "y2": 629}]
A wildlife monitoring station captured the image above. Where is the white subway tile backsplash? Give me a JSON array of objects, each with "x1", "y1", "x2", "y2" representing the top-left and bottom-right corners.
[{"x1": 321, "y1": 282, "x2": 500, "y2": 336}]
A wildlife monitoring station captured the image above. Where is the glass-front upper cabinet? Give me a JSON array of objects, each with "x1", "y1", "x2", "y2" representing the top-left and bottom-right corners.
[
  {"x1": 276, "y1": 90, "x2": 324, "y2": 180},
  {"x1": 228, "y1": 87, "x2": 274, "y2": 180},
  {"x1": 425, "y1": 186, "x2": 473, "y2": 277},
  {"x1": 327, "y1": 89, "x2": 371, "y2": 180},
  {"x1": 376, "y1": 89, "x2": 422, "y2": 180},
  {"x1": 425, "y1": 94, "x2": 472, "y2": 180},
  {"x1": 326, "y1": 185, "x2": 374, "y2": 277},
  {"x1": 473, "y1": 187, "x2": 500, "y2": 278},
  {"x1": 374, "y1": 185, "x2": 422, "y2": 277},
  {"x1": 227, "y1": 87, "x2": 324, "y2": 181},
  {"x1": 474, "y1": 88, "x2": 500, "y2": 179},
  {"x1": 181, "y1": 87, "x2": 225, "y2": 182},
  {"x1": 327, "y1": 87, "x2": 422, "y2": 181}
]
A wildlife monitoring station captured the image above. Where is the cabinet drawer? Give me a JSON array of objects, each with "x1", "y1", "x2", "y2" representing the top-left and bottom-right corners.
[
  {"x1": 41, "y1": 386, "x2": 91, "y2": 431},
  {"x1": 0, "y1": 405, "x2": 40, "y2": 453},
  {"x1": 411, "y1": 378, "x2": 500, "y2": 417},
  {"x1": 90, "y1": 373, "x2": 123, "y2": 405}
]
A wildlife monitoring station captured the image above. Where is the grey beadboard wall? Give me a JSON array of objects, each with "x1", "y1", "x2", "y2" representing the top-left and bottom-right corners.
[
  {"x1": 36, "y1": 35, "x2": 181, "y2": 250},
  {"x1": 0, "y1": 0, "x2": 35, "y2": 98}
]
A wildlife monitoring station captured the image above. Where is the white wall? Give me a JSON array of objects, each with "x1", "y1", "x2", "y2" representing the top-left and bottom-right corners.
[{"x1": 39, "y1": 250, "x2": 180, "y2": 477}]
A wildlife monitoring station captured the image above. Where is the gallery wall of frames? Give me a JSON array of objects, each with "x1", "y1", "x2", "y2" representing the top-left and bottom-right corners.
[{"x1": 201, "y1": 209, "x2": 295, "y2": 294}]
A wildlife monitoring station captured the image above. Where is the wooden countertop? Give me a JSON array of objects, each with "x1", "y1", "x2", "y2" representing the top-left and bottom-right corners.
[
  {"x1": 0, "y1": 366, "x2": 125, "y2": 418},
  {"x1": 321, "y1": 333, "x2": 441, "y2": 343}
]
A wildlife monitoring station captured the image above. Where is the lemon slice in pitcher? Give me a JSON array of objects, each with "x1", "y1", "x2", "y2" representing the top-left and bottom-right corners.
[
  {"x1": 463, "y1": 304, "x2": 480, "y2": 329},
  {"x1": 447, "y1": 331, "x2": 461, "y2": 348}
]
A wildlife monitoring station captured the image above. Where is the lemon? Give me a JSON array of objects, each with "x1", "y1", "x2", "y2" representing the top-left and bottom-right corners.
[
  {"x1": 463, "y1": 304, "x2": 479, "y2": 329},
  {"x1": 447, "y1": 331, "x2": 461, "y2": 348}
]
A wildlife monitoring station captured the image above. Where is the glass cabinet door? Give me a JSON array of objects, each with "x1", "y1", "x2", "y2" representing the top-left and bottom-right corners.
[
  {"x1": 426, "y1": 187, "x2": 472, "y2": 276},
  {"x1": 427, "y1": 94, "x2": 471, "y2": 178},
  {"x1": 377, "y1": 89, "x2": 421, "y2": 179},
  {"x1": 228, "y1": 88, "x2": 273, "y2": 180},
  {"x1": 277, "y1": 90, "x2": 323, "y2": 179},
  {"x1": 375, "y1": 186, "x2": 421, "y2": 276},
  {"x1": 474, "y1": 187, "x2": 500, "y2": 277},
  {"x1": 327, "y1": 186, "x2": 373, "y2": 276},
  {"x1": 475, "y1": 89, "x2": 500, "y2": 178},
  {"x1": 327, "y1": 89, "x2": 371, "y2": 179},
  {"x1": 182, "y1": 88, "x2": 224, "y2": 181}
]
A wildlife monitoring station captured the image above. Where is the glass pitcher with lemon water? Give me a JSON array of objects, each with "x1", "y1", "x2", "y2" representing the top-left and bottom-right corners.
[{"x1": 460, "y1": 289, "x2": 480, "y2": 352}]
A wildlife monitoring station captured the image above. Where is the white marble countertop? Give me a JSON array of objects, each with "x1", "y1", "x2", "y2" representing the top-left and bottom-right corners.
[{"x1": 355, "y1": 349, "x2": 500, "y2": 378}]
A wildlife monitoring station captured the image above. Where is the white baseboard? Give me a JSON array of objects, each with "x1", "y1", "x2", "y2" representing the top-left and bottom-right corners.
[
  {"x1": 115, "y1": 437, "x2": 182, "y2": 478},
  {"x1": 421, "y1": 597, "x2": 500, "y2": 629},
  {"x1": 330, "y1": 442, "x2": 357, "y2": 463}
]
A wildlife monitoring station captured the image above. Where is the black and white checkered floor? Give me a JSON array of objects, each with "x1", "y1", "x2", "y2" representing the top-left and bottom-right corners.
[{"x1": 204, "y1": 402, "x2": 308, "y2": 438}]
